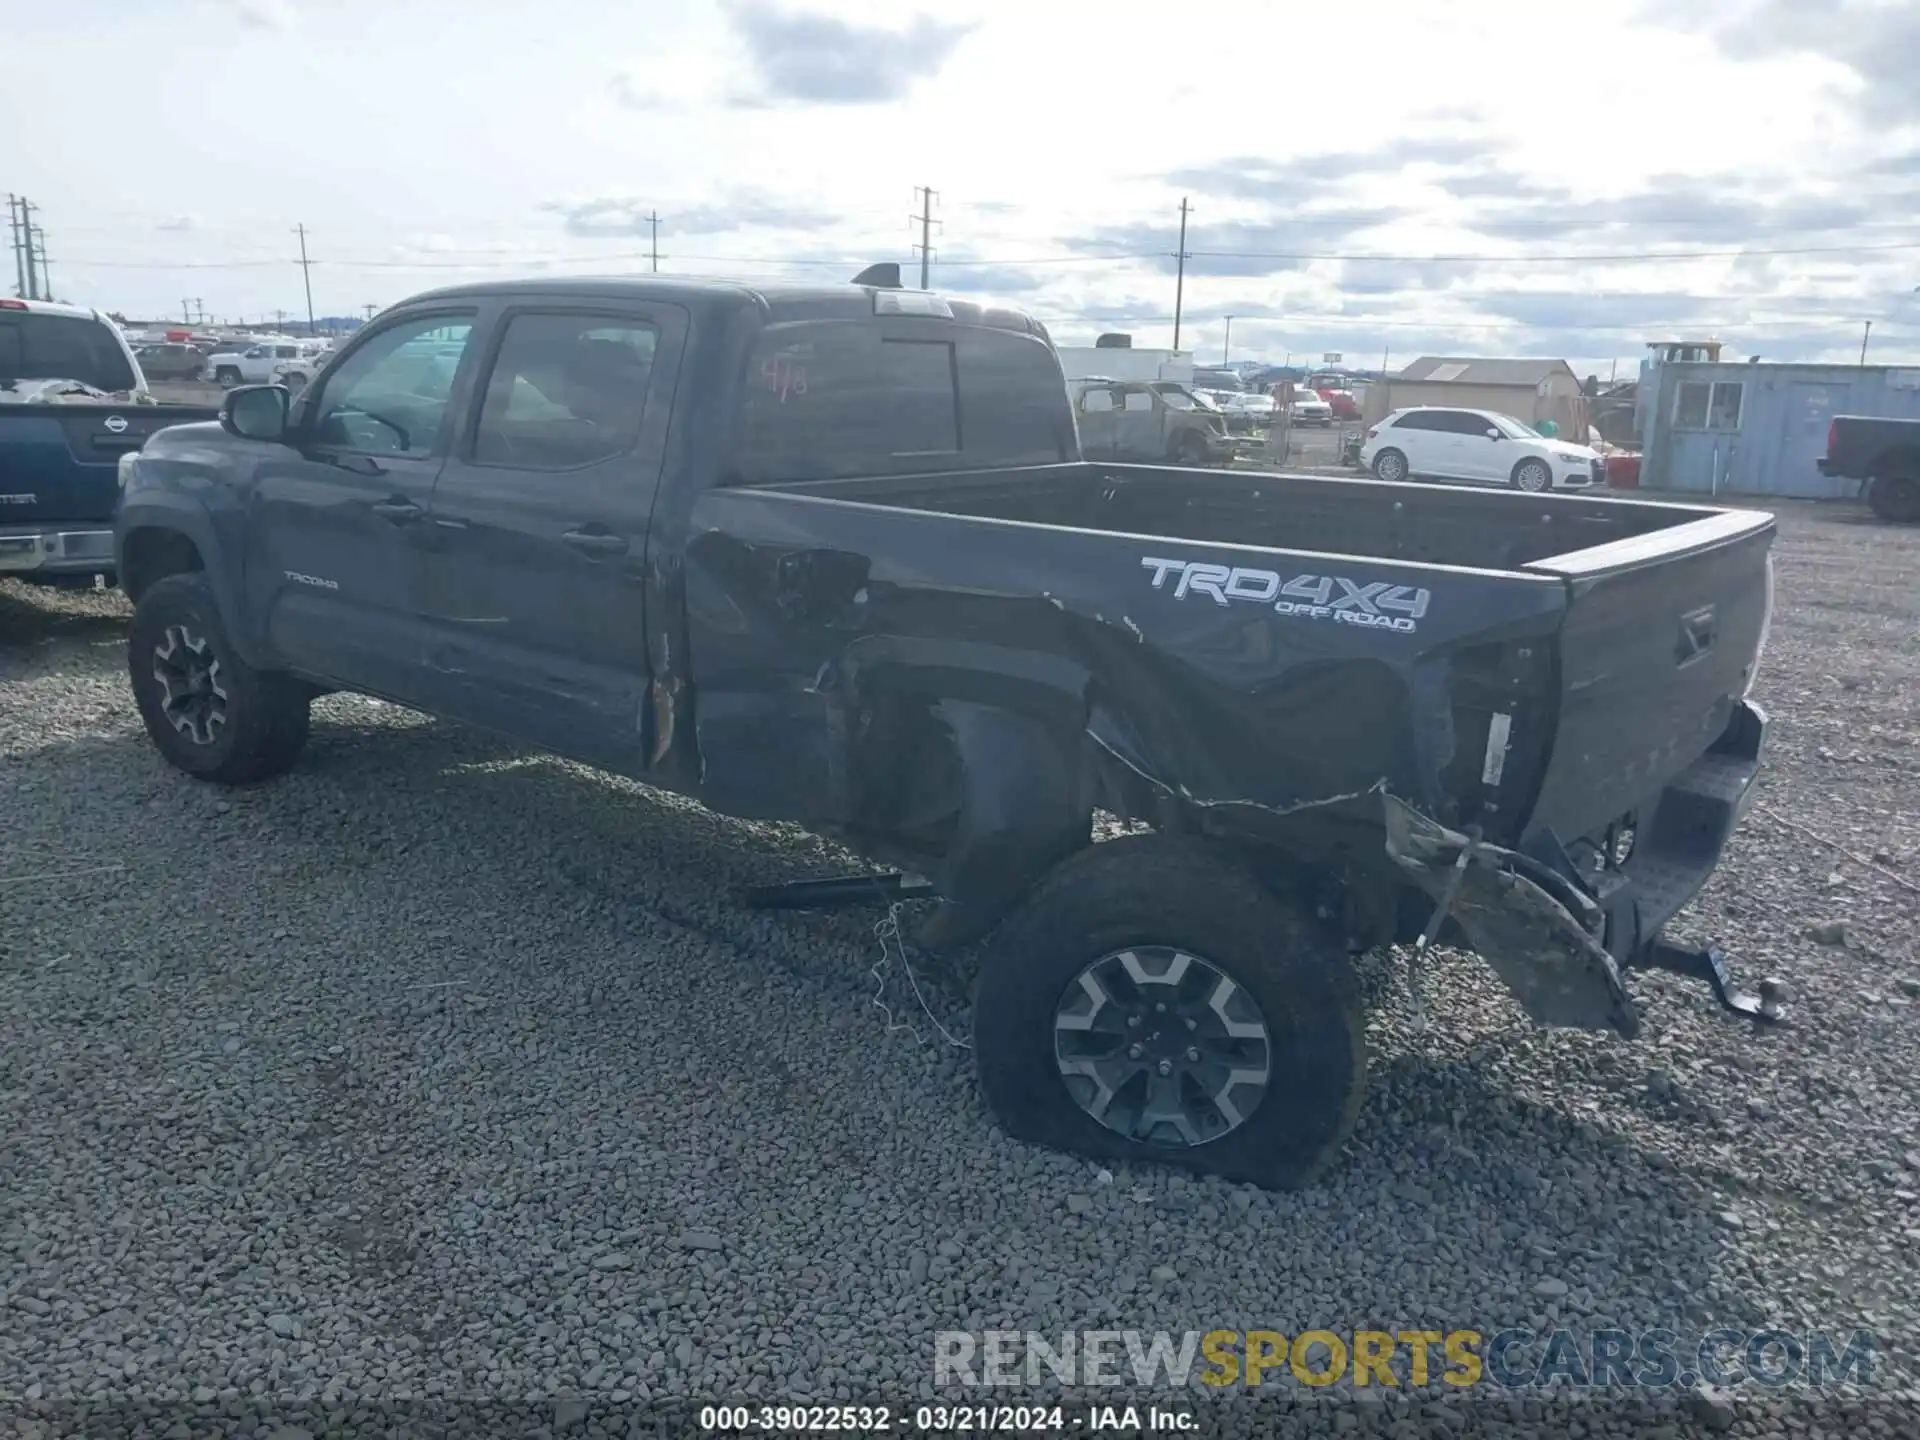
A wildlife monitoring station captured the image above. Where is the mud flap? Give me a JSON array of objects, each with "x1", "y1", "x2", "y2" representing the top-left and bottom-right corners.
[{"x1": 1382, "y1": 794, "x2": 1638, "y2": 1036}]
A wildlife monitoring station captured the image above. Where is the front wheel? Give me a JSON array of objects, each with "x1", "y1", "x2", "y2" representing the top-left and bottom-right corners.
[
  {"x1": 214, "y1": 366, "x2": 241, "y2": 387},
  {"x1": 1171, "y1": 432, "x2": 1211, "y2": 466},
  {"x1": 1371, "y1": 447, "x2": 1408, "y2": 482},
  {"x1": 128, "y1": 573, "x2": 312, "y2": 785},
  {"x1": 972, "y1": 835, "x2": 1367, "y2": 1190},
  {"x1": 1868, "y1": 474, "x2": 1920, "y2": 523},
  {"x1": 1513, "y1": 458, "x2": 1553, "y2": 492}
]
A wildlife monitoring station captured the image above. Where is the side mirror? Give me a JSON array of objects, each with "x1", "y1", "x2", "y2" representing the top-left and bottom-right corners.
[
  {"x1": 1485, "y1": 427, "x2": 1502, "y2": 440},
  {"x1": 221, "y1": 384, "x2": 291, "y2": 441}
]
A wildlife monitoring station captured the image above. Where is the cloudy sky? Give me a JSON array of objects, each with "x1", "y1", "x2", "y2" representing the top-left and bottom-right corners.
[{"x1": 5, "y1": 0, "x2": 1918, "y2": 373}]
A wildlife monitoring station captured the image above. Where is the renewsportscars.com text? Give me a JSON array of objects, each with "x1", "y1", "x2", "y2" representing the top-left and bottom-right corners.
[{"x1": 934, "y1": 1328, "x2": 1876, "y2": 1392}]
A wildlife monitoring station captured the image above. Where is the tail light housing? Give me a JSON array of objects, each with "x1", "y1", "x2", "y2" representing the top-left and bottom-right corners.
[{"x1": 1365, "y1": 427, "x2": 1379, "y2": 440}]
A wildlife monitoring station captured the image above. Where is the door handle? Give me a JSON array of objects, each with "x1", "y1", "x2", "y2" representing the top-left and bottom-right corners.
[
  {"x1": 562, "y1": 529, "x2": 629, "y2": 556},
  {"x1": 371, "y1": 499, "x2": 423, "y2": 523}
]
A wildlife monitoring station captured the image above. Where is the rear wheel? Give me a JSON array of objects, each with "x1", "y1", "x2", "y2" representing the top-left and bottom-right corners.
[
  {"x1": 973, "y1": 835, "x2": 1367, "y2": 1190},
  {"x1": 1513, "y1": 457, "x2": 1553, "y2": 492},
  {"x1": 128, "y1": 573, "x2": 311, "y2": 784},
  {"x1": 1868, "y1": 474, "x2": 1920, "y2": 523},
  {"x1": 1371, "y1": 447, "x2": 1408, "y2": 482}
]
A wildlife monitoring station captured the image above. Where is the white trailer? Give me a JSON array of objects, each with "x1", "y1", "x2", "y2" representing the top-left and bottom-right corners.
[{"x1": 1055, "y1": 342, "x2": 1194, "y2": 389}]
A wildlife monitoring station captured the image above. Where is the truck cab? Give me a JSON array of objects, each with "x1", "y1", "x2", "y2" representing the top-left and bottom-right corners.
[{"x1": 1074, "y1": 378, "x2": 1235, "y2": 464}]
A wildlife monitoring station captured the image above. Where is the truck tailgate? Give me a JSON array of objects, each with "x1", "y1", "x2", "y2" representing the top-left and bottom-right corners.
[
  {"x1": 0, "y1": 405, "x2": 207, "y2": 524},
  {"x1": 1523, "y1": 508, "x2": 1774, "y2": 842}
]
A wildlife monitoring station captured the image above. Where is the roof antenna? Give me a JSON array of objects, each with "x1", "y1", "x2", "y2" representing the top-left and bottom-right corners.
[{"x1": 852, "y1": 262, "x2": 902, "y2": 289}]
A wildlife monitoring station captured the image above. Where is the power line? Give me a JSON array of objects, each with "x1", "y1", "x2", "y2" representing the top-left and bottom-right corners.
[
  {"x1": 45, "y1": 234, "x2": 1920, "y2": 274},
  {"x1": 1187, "y1": 238, "x2": 1920, "y2": 264}
]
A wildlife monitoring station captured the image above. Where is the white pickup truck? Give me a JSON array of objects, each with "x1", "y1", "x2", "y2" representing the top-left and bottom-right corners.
[{"x1": 206, "y1": 339, "x2": 325, "y2": 387}]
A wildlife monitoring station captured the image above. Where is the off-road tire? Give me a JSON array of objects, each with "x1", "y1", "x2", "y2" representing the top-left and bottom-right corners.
[
  {"x1": 972, "y1": 834, "x2": 1368, "y2": 1190},
  {"x1": 1867, "y1": 474, "x2": 1920, "y2": 524},
  {"x1": 128, "y1": 573, "x2": 311, "y2": 784},
  {"x1": 1371, "y1": 447, "x2": 1408, "y2": 482}
]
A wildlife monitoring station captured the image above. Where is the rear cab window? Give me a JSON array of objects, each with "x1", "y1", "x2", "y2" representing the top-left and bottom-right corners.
[
  {"x1": 729, "y1": 317, "x2": 1072, "y2": 484},
  {"x1": 0, "y1": 311, "x2": 137, "y2": 392}
]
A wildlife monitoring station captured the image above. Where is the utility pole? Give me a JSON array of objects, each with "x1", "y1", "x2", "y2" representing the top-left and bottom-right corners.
[
  {"x1": 1860, "y1": 319, "x2": 1872, "y2": 365},
  {"x1": 1223, "y1": 314, "x2": 1237, "y2": 364},
  {"x1": 363, "y1": 302, "x2": 377, "y2": 321},
  {"x1": 294, "y1": 224, "x2": 315, "y2": 333},
  {"x1": 646, "y1": 211, "x2": 660, "y2": 273},
  {"x1": 20, "y1": 199, "x2": 42, "y2": 302},
  {"x1": 7, "y1": 196, "x2": 26, "y2": 300},
  {"x1": 1172, "y1": 198, "x2": 1191, "y2": 352},
  {"x1": 194, "y1": 298, "x2": 206, "y2": 325},
  {"x1": 183, "y1": 299, "x2": 193, "y2": 324},
  {"x1": 911, "y1": 186, "x2": 939, "y2": 290},
  {"x1": 31, "y1": 224, "x2": 50, "y2": 302}
]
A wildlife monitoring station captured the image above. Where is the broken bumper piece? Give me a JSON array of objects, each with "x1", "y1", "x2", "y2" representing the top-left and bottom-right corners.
[
  {"x1": 1384, "y1": 793, "x2": 1640, "y2": 1036},
  {"x1": 1382, "y1": 698, "x2": 1785, "y2": 1036},
  {"x1": 1383, "y1": 793, "x2": 1785, "y2": 1035}
]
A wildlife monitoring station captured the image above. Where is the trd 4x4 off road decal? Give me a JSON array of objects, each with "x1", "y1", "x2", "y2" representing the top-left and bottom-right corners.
[{"x1": 1141, "y1": 556, "x2": 1431, "y2": 634}]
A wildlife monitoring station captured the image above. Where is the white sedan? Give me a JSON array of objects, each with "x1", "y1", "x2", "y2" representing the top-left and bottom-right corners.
[
  {"x1": 1287, "y1": 390, "x2": 1332, "y2": 425},
  {"x1": 1359, "y1": 406, "x2": 1601, "y2": 492}
]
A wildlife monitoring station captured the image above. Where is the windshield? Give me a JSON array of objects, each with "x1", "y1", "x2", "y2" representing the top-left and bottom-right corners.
[
  {"x1": 1152, "y1": 384, "x2": 1200, "y2": 411},
  {"x1": 1491, "y1": 412, "x2": 1541, "y2": 439},
  {"x1": 1191, "y1": 370, "x2": 1242, "y2": 392},
  {"x1": 0, "y1": 312, "x2": 139, "y2": 392}
]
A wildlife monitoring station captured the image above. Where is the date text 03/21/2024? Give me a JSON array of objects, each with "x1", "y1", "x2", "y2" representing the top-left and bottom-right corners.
[{"x1": 697, "y1": 1403, "x2": 1195, "y2": 1432}]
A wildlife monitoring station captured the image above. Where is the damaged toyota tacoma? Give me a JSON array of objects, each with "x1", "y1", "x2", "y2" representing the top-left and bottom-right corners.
[{"x1": 114, "y1": 271, "x2": 1778, "y2": 1189}]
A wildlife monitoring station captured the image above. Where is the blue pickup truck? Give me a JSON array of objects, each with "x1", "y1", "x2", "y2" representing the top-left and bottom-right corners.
[{"x1": 0, "y1": 298, "x2": 216, "y2": 586}]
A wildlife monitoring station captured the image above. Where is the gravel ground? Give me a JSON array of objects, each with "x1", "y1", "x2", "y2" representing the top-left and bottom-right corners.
[{"x1": 1, "y1": 499, "x2": 1916, "y2": 1438}]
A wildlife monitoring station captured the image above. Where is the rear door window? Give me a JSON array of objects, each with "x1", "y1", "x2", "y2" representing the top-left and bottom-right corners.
[{"x1": 470, "y1": 312, "x2": 659, "y2": 470}]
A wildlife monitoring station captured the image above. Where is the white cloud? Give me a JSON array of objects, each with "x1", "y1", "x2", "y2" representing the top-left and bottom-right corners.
[
  {"x1": 224, "y1": 0, "x2": 298, "y2": 30},
  {"x1": 0, "y1": 0, "x2": 1912, "y2": 364}
]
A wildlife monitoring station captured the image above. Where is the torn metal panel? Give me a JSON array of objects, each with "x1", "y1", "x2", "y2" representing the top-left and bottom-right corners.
[{"x1": 1382, "y1": 792, "x2": 1637, "y2": 1036}]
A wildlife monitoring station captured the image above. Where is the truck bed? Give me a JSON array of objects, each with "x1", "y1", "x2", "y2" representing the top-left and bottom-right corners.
[
  {"x1": 770, "y1": 461, "x2": 1728, "y2": 572},
  {"x1": 689, "y1": 461, "x2": 1773, "y2": 860}
]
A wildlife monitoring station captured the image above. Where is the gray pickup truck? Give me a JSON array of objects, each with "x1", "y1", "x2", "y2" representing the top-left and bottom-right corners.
[{"x1": 114, "y1": 272, "x2": 1779, "y2": 1189}]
